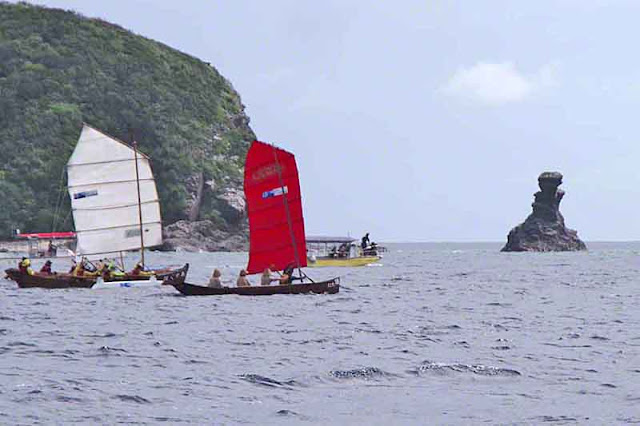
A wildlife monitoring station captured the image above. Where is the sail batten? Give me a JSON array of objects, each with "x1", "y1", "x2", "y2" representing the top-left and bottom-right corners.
[
  {"x1": 68, "y1": 125, "x2": 162, "y2": 258},
  {"x1": 245, "y1": 140, "x2": 307, "y2": 275}
]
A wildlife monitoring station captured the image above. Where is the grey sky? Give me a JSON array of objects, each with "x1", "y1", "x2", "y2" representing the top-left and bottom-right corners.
[{"x1": 15, "y1": 0, "x2": 640, "y2": 241}]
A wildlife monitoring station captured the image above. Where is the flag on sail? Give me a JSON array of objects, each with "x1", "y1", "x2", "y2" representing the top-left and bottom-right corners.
[
  {"x1": 244, "y1": 140, "x2": 307, "y2": 275},
  {"x1": 66, "y1": 124, "x2": 162, "y2": 258}
]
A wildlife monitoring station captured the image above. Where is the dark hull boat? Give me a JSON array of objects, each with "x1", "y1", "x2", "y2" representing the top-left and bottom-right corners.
[
  {"x1": 4, "y1": 264, "x2": 188, "y2": 289},
  {"x1": 165, "y1": 140, "x2": 341, "y2": 297},
  {"x1": 165, "y1": 268, "x2": 339, "y2": 296}
]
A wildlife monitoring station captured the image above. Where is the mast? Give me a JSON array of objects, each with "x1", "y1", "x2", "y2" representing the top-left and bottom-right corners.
[
  {"x1": 133, "y1": 140, "x2": 145, "y2": 267},
  {"x1": 272, "y1": 146, "x2": 301, "y2": 276}
]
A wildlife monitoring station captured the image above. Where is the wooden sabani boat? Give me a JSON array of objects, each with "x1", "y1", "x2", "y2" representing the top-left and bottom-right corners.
[
  {"x1": 165, "y1": 140, "x2": 342, "y2": 297},
  {"x1": 164, "y1": 266, "x2": 339, "y2": 296},
  {"x1": 4, "y1": 264, "x2": 188, "y2": 289}
]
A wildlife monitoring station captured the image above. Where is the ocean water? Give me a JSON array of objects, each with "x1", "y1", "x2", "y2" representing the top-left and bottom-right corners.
[{"x1": 1, "y1": 242, "x2": 639, "y2": 425}]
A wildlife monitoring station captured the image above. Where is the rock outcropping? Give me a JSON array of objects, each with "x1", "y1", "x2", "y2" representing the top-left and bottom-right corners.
[
  {"x1": 502, "y1": 172, "x2": 586, "y2": 252},
  {"x1": 162, "y1": 220, "x2": 248, "y2": 252}
]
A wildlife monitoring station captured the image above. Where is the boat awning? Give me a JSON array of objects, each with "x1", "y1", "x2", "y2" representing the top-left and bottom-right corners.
[
  {"x1": 306, "y1": 236, "x2": 356, "y2": 244},
  {"x1": 16, "y1": 232, "x2": 76, "y2": 239}
]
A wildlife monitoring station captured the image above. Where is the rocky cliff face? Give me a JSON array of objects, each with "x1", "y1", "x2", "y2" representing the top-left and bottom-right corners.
[
  {"x1": 502, "y1": 172, "x2": 587, "y2": 252},
  {"x1": 162, "y1": 220, "x2": 248, "y2": 252}
]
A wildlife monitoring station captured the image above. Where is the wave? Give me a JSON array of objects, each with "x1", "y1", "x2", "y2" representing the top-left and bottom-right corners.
[
  {"x1": 410, "y1": 361, "x2": 521, "y2": 377},
  {"x1": 239, "y1": 374, "x2": 298, "y2": 389},
  {"x1": 329, "y1": 366, "x2": 391, "y2": 380}
]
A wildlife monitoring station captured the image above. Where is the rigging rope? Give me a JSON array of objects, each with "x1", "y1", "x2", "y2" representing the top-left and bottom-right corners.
[{"x1": 51, "y1": 165, "x2": 67, "y2": 232}]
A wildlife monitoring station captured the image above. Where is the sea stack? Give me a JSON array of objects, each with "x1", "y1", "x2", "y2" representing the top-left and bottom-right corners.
[{"x1": 502, "y1": 172, "x2": 587, "y2": 252}]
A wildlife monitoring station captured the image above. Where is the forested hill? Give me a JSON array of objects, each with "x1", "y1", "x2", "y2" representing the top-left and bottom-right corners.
[{"x1": 0, "y1": 2, "x2": 255, "y2": 241}]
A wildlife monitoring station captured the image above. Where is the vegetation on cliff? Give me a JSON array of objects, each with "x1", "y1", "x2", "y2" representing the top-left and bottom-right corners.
[{"x1": 0, "y1": 2, "x2": 255, "y2": 238}]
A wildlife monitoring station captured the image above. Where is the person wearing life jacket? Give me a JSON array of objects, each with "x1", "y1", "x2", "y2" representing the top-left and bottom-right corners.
[
  {"x1": 72, "y1": 259, "x2": 86, "y2": 276},
  {"x1": 106, "y1": 259, "x2": 125, "y2": 279},
  {"x1": 19, "y1": 257, "x2": 34, "y2": 275},
  {"x1": 39, "y1": 260, "x2": 53, "y2": 275},
  {"x1": 94, "y1": 259, "x2": 106, "y2": 275},
  {"x1": 130, "y1": 262, "x2": 152, "y2": 277}
]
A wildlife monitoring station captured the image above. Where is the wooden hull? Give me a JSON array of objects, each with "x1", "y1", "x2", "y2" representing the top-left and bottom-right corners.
[
  {"x1": 169, "y1": 278, "x2": 340, "y2": 296},
  {"x1": 4, "y1": 269, "x2": 95, "y2": 288},
  {"x1": 4, "y1": 265, "x2": 188, "y2": 289},
  {"x1": 307, "y1": 256, "x2": 380, "y2": 267}
]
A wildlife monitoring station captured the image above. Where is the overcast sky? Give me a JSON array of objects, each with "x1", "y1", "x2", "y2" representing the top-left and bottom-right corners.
[{"x1": 15, "y1": 0, "x2": 640, "y2": 241}]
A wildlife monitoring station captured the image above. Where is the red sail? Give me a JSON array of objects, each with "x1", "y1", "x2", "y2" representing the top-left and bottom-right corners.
[{"x1": 245, "y1": 140, "x2": 307, "y2": 275}]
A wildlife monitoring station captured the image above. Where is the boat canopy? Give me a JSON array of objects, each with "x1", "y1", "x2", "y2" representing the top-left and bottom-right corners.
[
  {"x1": 245, "y1": 140, "x2": 307, "y2": 275},
  {"x1": 16, "y1": 232, "x2": 76, "y2": 239},
  {"x1": 67, "y1": 124, "x2": 162, "y2": 259},
  {"x1": 306, "y1": 236, "x2": 356, "y2": 244}
]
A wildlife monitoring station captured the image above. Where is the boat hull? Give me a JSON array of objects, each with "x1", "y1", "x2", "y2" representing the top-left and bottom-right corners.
[
  {"x1": 169, "y1": 278, "x2": 340, "y2": 296},
  {"x1": 4, "y1": 264, "x2": 188, "y2": 289},
  {"x1": 4, "y1": 269, "x2": 95, "y2": 288},
  {"x1": 307, "y1": 256, "x2": 380, "y2": 267}
]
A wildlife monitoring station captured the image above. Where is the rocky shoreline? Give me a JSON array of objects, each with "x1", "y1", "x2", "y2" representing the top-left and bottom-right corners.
[{"x1": 160, "y1": 220, "x2": 248, "y2": 252}]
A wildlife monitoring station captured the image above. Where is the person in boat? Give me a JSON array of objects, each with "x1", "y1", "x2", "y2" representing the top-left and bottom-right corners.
[
  {"x1": 19, "y1": 257, "x2": 34, "y2": 275},
  {"x1": 69, "y1": 259, "x2": 77, "y2": 274},
  {"x1": 208, "y1": 269, "x2": 223, "y2": 288},
  {"x1": 105, "y1": 259, "x2": 125, "y2": 279},
  {"x1": 338, "y1": 243, "x2": 348, "y2": 258},
  {"x1": 279, "y1": 264, "x2": 302, "y2": 285},
  {"x1": 237, "y1": 269, "x2": 251, "y2": 287},
  {"x1": 261, "y1": 268, "x2": 278, "y2": 286},
  {"x1": 84, "y1": 259, "x2": 100, "y2": 277},
  {"x1": 39, "y1": 260, "x2": 53, "y2": 275},
  {"x1": 329, "y1": 246, "x2": 338, "y2": 258},
  {"x1": 368, "y1": 241, "x2": 378, "y2": 256},
  {"x1": 130, "y1": 262, "x2": 153, "y2": 277},
  {"x1": 95, "y1": 259, "x2": 106, "y2": 275},
  {"x1": 72, "y1": 258, "x2": 86, "y2": 276},
  {"x1": 361, "y1": 233, "x2": 370, "y2": 249},
  {"x1": 47, "y1": 240, "x2": 57, "y2": 257}
]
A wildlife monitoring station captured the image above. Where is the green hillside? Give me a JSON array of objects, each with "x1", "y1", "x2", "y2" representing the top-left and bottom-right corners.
[{"x1": 0, "y1": 2, "x2": 255, "y2": 238}]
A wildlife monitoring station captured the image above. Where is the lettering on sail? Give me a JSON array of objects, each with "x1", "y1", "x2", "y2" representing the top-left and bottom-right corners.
[{"x1": 252, "y1": 164, "x2": 286, "y2": 182}]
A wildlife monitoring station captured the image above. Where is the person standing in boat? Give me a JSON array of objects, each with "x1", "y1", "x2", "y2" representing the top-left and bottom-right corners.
[
  {"x1": 208, "y1": 269, "x2": 223, "y2": 288},
  {"x1": 261, "y1": 268, "x2": 278, "y2": 286},
  {"x1": 361, "y1": 233, "x2": 370, "y2": 249},
  {"x1": 47, "y1": 240, "x2": 57, "y2": 257},
  {"x1": 39, "y1": 260, "x2": 53, "y2": 275},
  {"x1": 237, "y1": 269, "x2": 251, "y2": 287}
]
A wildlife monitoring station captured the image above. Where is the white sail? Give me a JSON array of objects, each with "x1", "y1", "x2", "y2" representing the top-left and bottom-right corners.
[{"x1": 67, "y1": 124, "x2": 162, "y2": 258}]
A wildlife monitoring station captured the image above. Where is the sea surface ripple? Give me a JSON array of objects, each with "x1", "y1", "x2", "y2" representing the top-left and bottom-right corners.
[{"x1": 1, "y1": 242, "x2": 639, "y2": 424}]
